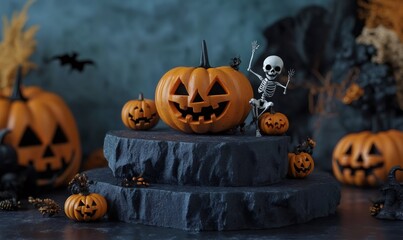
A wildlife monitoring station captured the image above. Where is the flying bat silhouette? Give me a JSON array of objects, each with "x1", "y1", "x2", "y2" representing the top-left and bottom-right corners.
[{"x1": 47, "y1": 52, "x2": 96, "y2": 72}]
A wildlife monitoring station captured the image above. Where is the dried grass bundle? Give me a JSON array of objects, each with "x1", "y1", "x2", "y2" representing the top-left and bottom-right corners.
[{"x1": 0, "y1": 0, "x2": 38, "y2": 90}]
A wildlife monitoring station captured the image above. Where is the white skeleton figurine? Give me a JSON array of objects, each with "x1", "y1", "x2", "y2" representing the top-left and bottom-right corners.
[{"x1": 247, "y1": 41, "x2": 294, "y2": 136}]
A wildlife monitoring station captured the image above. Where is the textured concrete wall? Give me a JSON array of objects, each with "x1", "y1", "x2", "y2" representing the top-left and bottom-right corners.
[{"x1": 0, "y1": 0, "x2": 336, "y2": 154}]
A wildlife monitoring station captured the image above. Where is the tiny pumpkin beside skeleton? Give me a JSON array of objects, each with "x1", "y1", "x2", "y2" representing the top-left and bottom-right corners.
[
  {"x1": 258, "y1": 111, "x2": 289, "y2": 135},
  {"x1": 121, "y1": 93, "x2": 159, "y2": 130},
  {"x1": 64, "y1": 173, "x2": 107, "y2": 222},
  {"x1": 288, "y1": 138, "x2": 315, "y2": 178}
]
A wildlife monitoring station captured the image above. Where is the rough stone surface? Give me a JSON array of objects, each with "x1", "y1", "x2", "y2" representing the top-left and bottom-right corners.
[
  {"x1": 104, "y1": 129, "x2": 289, "y2": 187},
  {"x1": 87, "y1": 168, "x2": 341, "y2": 231}
]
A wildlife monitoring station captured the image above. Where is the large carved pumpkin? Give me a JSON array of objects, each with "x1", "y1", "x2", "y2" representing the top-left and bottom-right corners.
[
  {"x1": 121, "y1": 93, "x2": 159, "y2": 130},
  {"x1": 332, "y1": 130, "x2": 403, "y2": 187},
  {"x1": 0, "y1": 69, "x2": 81, "y2": 187},
  {"x1": 155, "y1": 41, "x2": 253, "y2": 134}
]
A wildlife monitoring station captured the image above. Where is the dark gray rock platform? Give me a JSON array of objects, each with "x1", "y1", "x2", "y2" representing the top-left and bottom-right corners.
[
  {"x1": 87, "y1": 168, "x2": 341, "y2": 231},
  {"x1": 104, "y1": 129, "x2": 289, "y2": 187}
]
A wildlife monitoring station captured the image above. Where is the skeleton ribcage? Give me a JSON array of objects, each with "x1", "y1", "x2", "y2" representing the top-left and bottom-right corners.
[{"x1": 258, "y1": 79, "x2": 276, "y2": 99}]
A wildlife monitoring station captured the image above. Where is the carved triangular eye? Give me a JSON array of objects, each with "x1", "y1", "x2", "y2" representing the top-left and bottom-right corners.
[
  {"x1": 19, "y1": 127, "x2": 42, "y2": 147},
  {"x1": 52, "y1": 125, "x2": 68, "y2": 144},
  {"x1": 369, "y1": 144, "x2": 381, "y2": 155},
  {"x1": 345, "y1": 145, "x2": 352, "y2": 155},
  {"x1": 208, "y1": 80, "x2": 227, "y2": 95},
  {"x1": 78, "y1": 201, "x2": 85, "y2": 206},
  {"x1": 174, "y1": 82, "x2": 189, "y2": 95},
  {"x1": 92, "y1": 201, "x2": 97, "y2": 206}
]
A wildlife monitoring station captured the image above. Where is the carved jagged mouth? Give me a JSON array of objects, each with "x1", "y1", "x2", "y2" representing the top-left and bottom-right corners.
[
  {"x1": 294, "y1": 163, "x2": 312, "y2": 173},
  {"x1": 29, "y1": 151, "x2": 75, "y2": 180},
  {"x1": 76, "y1": 210, "x2": 97, "y2": 218},
  {"x1": 265, "y1": 122, "x2": 286, "y2": 129},
  {"x1": 172, "y1": 101, "x2": 229, "y2": 123},
  {"x1": 336, "y1": 159, "x2": 384, "y2": 177},
  {"x1": 129, "y1": 113, "x2": 157, "y2": 124}
]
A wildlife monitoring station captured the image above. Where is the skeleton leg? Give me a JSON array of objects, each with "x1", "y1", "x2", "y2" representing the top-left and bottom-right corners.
[{"x1": 249, "y1": 98, "x2": 262, "y2": 137}]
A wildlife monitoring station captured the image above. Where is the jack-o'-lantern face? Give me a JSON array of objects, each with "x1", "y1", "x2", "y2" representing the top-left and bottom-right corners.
[
  {"x1": 64, "y1": 193, "x2": 107, "y2": 222},
  {"x1": 121, "y1": 93, "x2": 159, "y2": 130},
  {"x1": 0, "y1": 71, "x2": 81, "y2": 187},
  {"x1": 288, "y1": 152, "x2": 314, "y2": 178},
  {"x1": 15, "y1": 124, "x2": 77, "y2": 185},
  {"x1": 155, "y1": 41, "x2": 253, "y2": 134},
  {"x1": 332, "y1": 130, "x2": 403, "y2": 187},
  {"x1": 259, "y1": 112, "x2": 289, "y2": 135},
  {"x1": 170, "y1": 76, "x2": 229, "y2": 124}
]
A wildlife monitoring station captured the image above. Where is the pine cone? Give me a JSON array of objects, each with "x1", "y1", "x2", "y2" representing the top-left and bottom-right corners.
[{"x1": 0, "y1": 198, "x2": 20, "y2": 211}]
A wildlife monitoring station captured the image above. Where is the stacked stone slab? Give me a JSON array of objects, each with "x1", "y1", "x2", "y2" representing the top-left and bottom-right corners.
[{"x1": 87, "y1": 129, "x2": 341, "y2": 231}]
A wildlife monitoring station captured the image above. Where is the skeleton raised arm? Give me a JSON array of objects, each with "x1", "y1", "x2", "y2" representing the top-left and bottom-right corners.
[{"x1": 247, "y1": 41, "x2": 264, "y2": 81}]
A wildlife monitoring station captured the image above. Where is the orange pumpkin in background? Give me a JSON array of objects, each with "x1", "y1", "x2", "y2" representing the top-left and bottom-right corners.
[
  {"x1": 0, "y1": 68, "x2": 81, "y2": 187},
  {"x1": 332, "y1": 130, "x2": 403, "y2": 187},
  {"x1": 121, "y1": 92, "x2": 159, "y2": 130},
  {"x1": 155, "y1": 40, "x2": 253, "y2": 134},
  {"x1": 258, "y1": 112, "x2": 289, "y2": 135}
]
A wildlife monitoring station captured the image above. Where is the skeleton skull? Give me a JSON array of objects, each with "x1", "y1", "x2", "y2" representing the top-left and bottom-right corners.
[{"x1": 262, "y1": 55, "x2": 283, "y2": 80}]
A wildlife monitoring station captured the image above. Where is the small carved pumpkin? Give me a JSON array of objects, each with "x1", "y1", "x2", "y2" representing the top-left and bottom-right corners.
[
  {"x1": 121, "y1": 93, "x2": 159, "y2": 130},
  {"x1": 288, "y1": 152, "x2": 315, "y2": 178},
  {"x1": 64, "y1": 173, "x2": 107, "y2": 222},
  {"x1": 64, "y1": 193, "x2": 107, "y2": 221},
  {"x1": 258, "y1": 112, "x2": 289, "y2": 135},
  {"x1": 332, "y1": 130, "x2": 403, "y2": 187},
  {"x1": 155, "y1": 40, "x2": 253, "y2": 134},
  {"x1": 0, "y1": 68, "x2": 81, "y2": 187},
  {"x1": 288, "y1": 138, "x2": 315, "y2": 178}
]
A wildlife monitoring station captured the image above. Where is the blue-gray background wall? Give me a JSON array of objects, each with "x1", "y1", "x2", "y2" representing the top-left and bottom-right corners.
[{"x1": 0, "y1": 0, "x2": 338, "y2": 155}]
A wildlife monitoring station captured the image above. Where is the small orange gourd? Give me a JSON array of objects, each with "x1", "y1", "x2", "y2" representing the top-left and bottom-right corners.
[
  {"x1": 64, "y1": 173, "x2": 107, "y2": 222},
  {"x1": 121, "y1": 93, "x2": 159, "y2": 130},
  {"x1": 258, "y1": 111, "x2": 289, "y2": 135},
  {"x1": 288, "y1": 138, "x2": 315, "y2": 178}
]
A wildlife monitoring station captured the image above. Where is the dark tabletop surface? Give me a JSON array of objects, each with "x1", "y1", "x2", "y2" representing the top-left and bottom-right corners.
[{"x1": 0, "y1": 182, "x2": 401, "y2": 240}]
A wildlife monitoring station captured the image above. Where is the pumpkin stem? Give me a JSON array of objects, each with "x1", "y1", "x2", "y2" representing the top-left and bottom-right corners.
[
  {"x1": 199, "y1": 40, "x2": 211, "y2": 69},
  {"x1": 0, "y1": 129, "x2": 10, "y2": 144},
  {"x1": 138, "y1": 92, "x2": 144, "y2": 101},
  {"x1": 294, "y1": 137, "x2": 316, "y2": 154},
  {"x1": 68, "y1": 173, "x2": 90, "y2": 195},
  {"x1": 10, "y1": 66, "x2": 27, "y2": 101}
]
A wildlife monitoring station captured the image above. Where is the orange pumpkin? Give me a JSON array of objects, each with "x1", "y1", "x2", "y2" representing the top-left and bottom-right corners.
[
  {"x1": 332, "y1": 130, "x2": 403, "y2": 187},
  {"x1": 155, "y1": 41, "x2": 253, "y2": 134},
  {"x1": 258, "y1": 112, "x2": 289, "y2": 135},
  {"x1": 0, "y1": 69, "x2": 81, "y2": 187},
  {"x1": 64, "y1": 173, "x2": 107, "y2": 222},
  {"x1": 288, "y1": 152, "x2": 314, "y2": 178},
  {"x1": 64, "y1": 192, "x2": 107, "y2": 222},
  {"x1": 121, "y1": 93, "x2": 159, "y2": 130}
]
